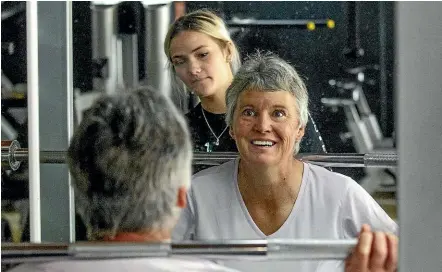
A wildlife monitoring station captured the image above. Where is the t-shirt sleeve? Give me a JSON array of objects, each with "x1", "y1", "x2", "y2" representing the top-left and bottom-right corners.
[
  {"x1": 339, "y1": 178, "x2": 398, "y2": 238},
  {"x1": 172, "y1": 189, "x2": 196, "y2": 241}
]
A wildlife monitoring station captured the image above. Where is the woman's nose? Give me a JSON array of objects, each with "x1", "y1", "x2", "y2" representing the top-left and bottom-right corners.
[
  {"x1": 254, "y1": 113, "x2": 272, "y2": 133},
  {"x1": 188, "y1": 60, "x2": 202, "y2": 75}
]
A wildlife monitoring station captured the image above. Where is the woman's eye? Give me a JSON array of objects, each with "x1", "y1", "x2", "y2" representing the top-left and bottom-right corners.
[
  {"x1": 199, "y1": 52, "x2": 209, "y2": 58},
  {"x1": 273, "y1": 110, "x2": 286, "y2": 118},
  {"x1": 172, "y1": 57, "x2": 186, "y2": 66},
  {"x1": 242, "y1": 109, "x2": 255, "y2": 117},
  {"x1": 172, "y1": 59, "x2": 185, "y2": 66}
]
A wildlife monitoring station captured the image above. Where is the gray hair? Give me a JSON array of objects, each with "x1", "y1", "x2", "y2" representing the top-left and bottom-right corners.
[
  {"x1": 225, "y1": 52, "x2": 309, "y2": 154},
  {"x1": 164, "y1": 9, "x2": 241, "y2": 96},
  {"x1": 67, "y1": 87, "x2": 192, "y2": 239}
]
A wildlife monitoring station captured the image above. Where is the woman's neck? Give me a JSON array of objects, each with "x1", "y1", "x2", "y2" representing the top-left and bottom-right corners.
[
  {"x1": 199, "y1": 72, "x2": 233, "y2": 114},
  {"x1": 200, "y1": 89, "x2": 227, "y2": 113},
  {"x1": 238, "y1": 159, "x2": 304, "y2": 205}
]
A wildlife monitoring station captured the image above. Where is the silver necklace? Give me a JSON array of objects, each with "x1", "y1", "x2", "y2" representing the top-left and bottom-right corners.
[{"x1": 201, "y1": 107, "x2": 229, "y2": 146}]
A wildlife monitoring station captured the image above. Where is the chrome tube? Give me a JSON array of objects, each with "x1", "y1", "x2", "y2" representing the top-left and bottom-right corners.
[
  {"x1": 299, "y1": 153, "x2": 366, "y2": 168},
  {"x1": 1, "y1": 140, "x2": 21, "y2": 171},
  {"x1": 13, "y1": 150, "x2": 67, "y2": 164},
  {"x1": 26, "y1": 0, "x2": 42, "y2": 243},
  {"x1": 91, "y1": 3, "x2": 119, "y2": 94},
  {"x1": 70, "y1": 243, "x2": 170, "y2": 259},
  {"x1": 227, "y1": 19, "x2": 334, "y2": 29},
  {"x1": 364, "y1": 152, "x2": 397, "y2": 168},
  {"x1": 1, "y1": 115, "x2": 18, "y2": 140},
  {"x1": 119, "y1": 34, "x2": 139, "y2": 88},
  {"x1": 2, "y1": 239, "x2": 357, "y2": 263},
  {"x1": 143, "y1": 2, "x2": 172, "y2": 96},
  {"x1": 2, "y1": 148, "x2": 398, "y2": 169},
  {"x1": 267, "y1": 239, "x2": 355, "y2": 260}
]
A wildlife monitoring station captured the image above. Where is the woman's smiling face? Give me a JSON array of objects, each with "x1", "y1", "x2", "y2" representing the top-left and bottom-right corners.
[{"x1": 230, "y1": 90, "x2": 305, "y2": 166}]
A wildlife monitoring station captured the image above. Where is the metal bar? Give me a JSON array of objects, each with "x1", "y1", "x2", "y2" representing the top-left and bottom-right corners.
[
  {"x1": 1, "y1": 239, "x2": 356, "y2": 263},
  {"x1": 299, "y1": 153, "x2": 366, "y2": 168},
  {"x1": 1, "y1": 115, "x2": 19, "y2": 140},
  {"x1": 117, "y1": 2, "x2": 139, "y2": 89},
  {"x1": 66, "y1": 0, "x2": 76, "y2": 243},
  {"x1": 354, "y1": 86, "x2": 372, "y2": 116},
  {"x1": 91, "y1": 3, "x2": 119, "y2": 94},
  {"x1": 144, "y1": 3, "x2": 172, "y2": 97},
  {"x1": 26, "y1": 0, "x2": 42, "y2": 243},
  {"x1": 346, "y1": 2, "x2": 358, "y2": 50},
  {"x1": 364, "y1": 153, "x2": 397, "y2": 168},
  {"x1": 226, "y1": 19, "x2": 332, "y2": 28},
  {"x1": 119, "y1": 34, "x2": 139, "y2": 88},
  {"x1": 267, "y1": 239, "x2": 356, "y2": 260},
  {"x1": 378, "y1": 1, "x2": 388, "y2": 135},
  {"x1": 343, "y1": 1, "x2": 364, "y2": 58},
  {"x1": 14, "y1": 150, "x2": 67, "y2": 163},
  {"x1": 36, "y1": 1, "x2": 74, "y2": 243},
  {"x1": 1, "y1": 140, "x2": 21, "y2": 171},
  {"x1": 2, "y1": 148, "x2": 398, "y2": 168}
]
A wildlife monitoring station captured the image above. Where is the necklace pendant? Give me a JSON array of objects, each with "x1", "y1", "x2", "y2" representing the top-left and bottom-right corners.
[
  {"x1": 204, "y1": 142, "x2": 213, "y2": 152},
  {"x1": 201, "y1": 107, "x2": 228, "y2": 149}
]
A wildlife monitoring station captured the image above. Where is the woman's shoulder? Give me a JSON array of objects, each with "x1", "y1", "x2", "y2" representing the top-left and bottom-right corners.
[
  {"x1": 304, "y1": 163, "x2": 355, "y2": 191},
  {"x1": 191, "y1": 159, "x2": 238, "y2": 187},
  {"x1": 301, "y1": 163, "x2": 359, "y2": 213},
  {"x1": 188, "y1": 160, "x2": 238, "y2": 200}
]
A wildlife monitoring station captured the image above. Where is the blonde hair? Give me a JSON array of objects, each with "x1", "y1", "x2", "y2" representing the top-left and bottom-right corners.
[{"x1": 164, "y1": 9, "x2": 241, "y2": 96}]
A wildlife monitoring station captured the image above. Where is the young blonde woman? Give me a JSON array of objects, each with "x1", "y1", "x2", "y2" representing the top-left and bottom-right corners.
[{"x1": 164, "y1": 9, "x2": 326, "y2": 155}]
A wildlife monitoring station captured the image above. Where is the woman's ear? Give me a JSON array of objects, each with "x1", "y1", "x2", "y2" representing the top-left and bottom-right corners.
[
  {"x1": 224, "y1": 41, "x2": 233, "y2": 62},
  {"x1": 229, "y1": 127, "x2": 236, "y2": 140},
  {"x1": 295, "y1": 125, "x2": 305, "y2": 142},
  {"x1": 176, "y1": 186, "x2": 188, "y2": 209}
]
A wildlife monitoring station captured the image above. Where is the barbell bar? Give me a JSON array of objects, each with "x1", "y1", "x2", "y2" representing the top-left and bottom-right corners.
[
  {"x1": 2, "y1": 239, "x2": 357, "y2": 264},
  {"x1": 1, "y1": 141, "x2": 397, "y2": 171},
  {"x1": 226, "y1": 18, "x2": 336, "y2": 30},
  {"x1": 1, "y1": 140, "x2": 22, "y2": 171}
]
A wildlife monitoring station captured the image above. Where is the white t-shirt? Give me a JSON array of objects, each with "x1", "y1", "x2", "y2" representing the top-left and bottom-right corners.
[
  {"x1": 7, "y1": 257, "x2": 241, "y2": 272},
  {"x1": 173, "y1": 159, "x2": 398, "y2": 272}
]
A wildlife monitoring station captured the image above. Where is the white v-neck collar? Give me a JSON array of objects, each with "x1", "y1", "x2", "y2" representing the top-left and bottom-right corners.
[{"x1": 233, "y1": 158, "x2": 310, "y2": 238}]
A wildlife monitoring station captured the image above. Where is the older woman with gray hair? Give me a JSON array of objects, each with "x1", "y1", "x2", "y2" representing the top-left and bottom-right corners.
[
  {"x1": 9, "y1": 87, "x2": 240, "y2": 272},
  {"x1": 173, "y1": 53, "x2": 398, "y2": 272}
]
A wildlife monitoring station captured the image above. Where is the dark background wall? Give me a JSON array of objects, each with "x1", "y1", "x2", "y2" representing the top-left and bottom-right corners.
[{"x1": 1, "y1": 1, "x2": 27, "y2": 85}]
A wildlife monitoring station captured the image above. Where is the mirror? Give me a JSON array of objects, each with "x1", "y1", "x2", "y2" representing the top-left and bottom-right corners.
[{"x1": 1, "y1": 1, "x2": 397, "y2": 245}]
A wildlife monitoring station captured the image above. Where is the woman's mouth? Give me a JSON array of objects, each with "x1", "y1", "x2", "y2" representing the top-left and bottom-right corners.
[{"x1": 251, "y1": 140, "x2": 275, "y2": 147}]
